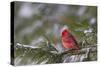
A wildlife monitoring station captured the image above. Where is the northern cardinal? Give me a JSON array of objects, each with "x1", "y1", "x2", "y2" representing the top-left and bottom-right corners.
[{"x1": 61, "y1": 26, "x2": 80, "y2": 50}]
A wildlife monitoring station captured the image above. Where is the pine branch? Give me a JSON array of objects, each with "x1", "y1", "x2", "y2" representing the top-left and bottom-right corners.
[
  {"x1": 15, "y1": 43, "x2": 97, "y2": 65},
  {"x1": 16, "y1": 43, "x2": 97, "y2": 56}
]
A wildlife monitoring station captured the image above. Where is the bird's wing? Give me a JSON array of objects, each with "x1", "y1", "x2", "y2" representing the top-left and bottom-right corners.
[
  {"x1": 64, "y1": 34, "x2": 78, "y2": 46},
  {"x1": 69, "y1": 34, "x2": 80, "y2": 49},
  {"x1": 70, "y1": 34, "x2": 78, "y2": 45}
]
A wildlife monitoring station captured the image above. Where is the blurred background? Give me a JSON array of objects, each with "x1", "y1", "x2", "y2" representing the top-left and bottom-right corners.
[{"x1": 13, "y1": 1, "x2": 97, "y2": 65}]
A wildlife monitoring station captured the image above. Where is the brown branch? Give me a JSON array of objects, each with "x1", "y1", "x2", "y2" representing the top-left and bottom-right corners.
[{"x1": 60, "y1": 45, "x2": 97, "y2": 56}]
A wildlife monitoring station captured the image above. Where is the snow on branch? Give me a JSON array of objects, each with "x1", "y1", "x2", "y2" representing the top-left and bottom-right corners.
[
  {"x1": 16, "y1": 43, "x2": 40, "y2": 49},
  {"x1": 62, "y1": 45, "x2": 97, "y2": 62}
]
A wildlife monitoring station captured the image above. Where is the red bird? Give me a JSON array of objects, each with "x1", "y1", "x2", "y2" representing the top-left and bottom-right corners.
[{"x1": 61, "y1": 26, "x2": 80, "y2": 50}]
